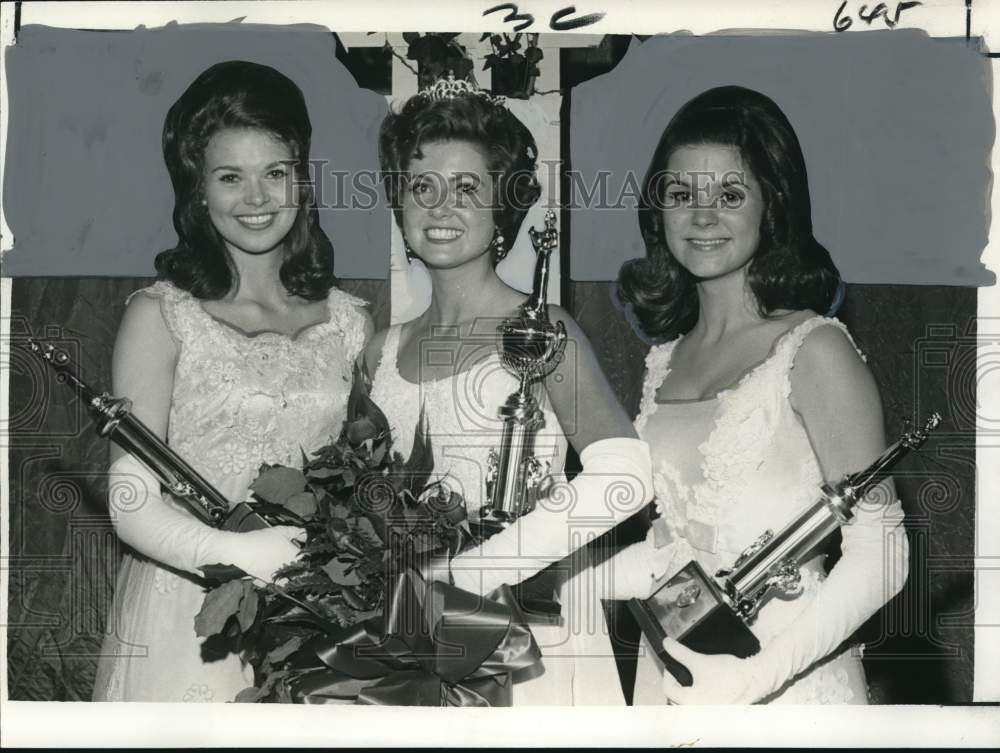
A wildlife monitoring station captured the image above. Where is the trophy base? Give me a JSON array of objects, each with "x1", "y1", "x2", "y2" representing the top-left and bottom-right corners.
[
  {"x1": 469, "y1": 515, "x2": 509, "y2": 539},
  {"x1": 627, "y1": 560, "x2": 760, "y2": 686}
]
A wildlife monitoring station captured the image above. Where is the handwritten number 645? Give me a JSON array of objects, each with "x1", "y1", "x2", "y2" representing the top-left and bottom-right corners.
[{"x1": 833, "y1": 1, "x2": 923, "y2": 32}]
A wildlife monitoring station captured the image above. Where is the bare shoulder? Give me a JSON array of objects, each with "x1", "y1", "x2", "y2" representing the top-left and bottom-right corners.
[
  {"x1": 794, "y1": 320, "x2": 869, "y2": 377},
  {"x1": 116, "y1": 290, "x2": 176, "y2": 353},
  {"x1": 790, "y1": 320, "x2": 880, "y2": 421},
  {"x1": 110, "y1": 288, "x2": 181, "y2": 452},
  {"x1": 122, "y1": 286, "x2": 165, "y2": 319}
]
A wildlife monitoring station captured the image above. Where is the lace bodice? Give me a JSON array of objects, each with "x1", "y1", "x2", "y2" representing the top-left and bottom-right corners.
[
  {"x1": 369, "y1": 324, "x2": 568, "y2": 511},
  {"x1": 636, "y1": 317, "x2": 870, "y2": 632},
  {"x1": 368, "y1": 324, "x2": 627, "y2": 705},
  {"x1": 630, "y1": 315, "x2": 874, "y2": 704},
  {"x1": 93, "y1": 280, "x2": 369, "y2": 704},
  {"x1": 134, "y1": 281, "x2": 368, "y2": 504}
]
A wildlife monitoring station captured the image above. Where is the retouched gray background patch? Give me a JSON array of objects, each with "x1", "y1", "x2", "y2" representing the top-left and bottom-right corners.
[
  {"x1": 570, "y1": 32, "x2": 994, "y2": 286},
  {"x1": 3, "y1": 23, "x2": 390, "y2": 278}
]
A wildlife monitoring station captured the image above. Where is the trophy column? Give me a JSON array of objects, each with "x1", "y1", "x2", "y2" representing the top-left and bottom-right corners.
[
  {"x1": 471, "y1": 211, "x2": 567, "y2": 624},
  {"x1": 475, "y1": 210, "x2": 566, "y2": 535}
]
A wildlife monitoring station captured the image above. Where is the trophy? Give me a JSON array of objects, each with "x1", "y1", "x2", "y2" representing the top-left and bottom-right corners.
[
  {"x1": 476, "y1": 209, "x2": 567, "y2": 533},
  {"x1": 470, "y1": 210, "x2": 567, "y2": 624},
  {"x1": 25, "y1": 338, "x2": 293, "y2": 579},
  {"x1": 628, "y1": 414, "x2": 940, "y2": 686}
]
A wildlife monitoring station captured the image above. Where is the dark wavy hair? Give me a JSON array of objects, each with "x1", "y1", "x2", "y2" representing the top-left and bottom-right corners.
[
  {"x1": 618, "y1": 86, "x2": 841, "y2": 342},
  {"x1": 155, "y1": 60, "x2": 335, "y2": 300},
  {"x1": 378, "y1": 88, "x2": 541, "y2": 265}
]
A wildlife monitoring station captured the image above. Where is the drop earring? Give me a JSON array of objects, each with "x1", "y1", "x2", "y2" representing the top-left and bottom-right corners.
[
  {"x1": 403, "y1": 237, "x2": 416, "y2": 263},
  {"x1": 492, "y1": 228, "x2": 508, "y2": 263}
]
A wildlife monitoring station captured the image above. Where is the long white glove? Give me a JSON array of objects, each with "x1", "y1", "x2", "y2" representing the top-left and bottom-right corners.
[
  {"x1": 107, "y1": 453, "x2": 303, "y2": 582},
  {"x1": 660, "y1": 492, "x2": 910, "y2": 704},
  {"x1": 587, "y1": 521, "x2": 680, "y2": 600},
  {"x1": 449, "y1": 437, "x2": 653, "y2": 595}
]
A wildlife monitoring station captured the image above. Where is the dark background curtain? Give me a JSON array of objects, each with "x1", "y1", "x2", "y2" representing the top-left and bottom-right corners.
[{"x1": 7, "y1": 278, "x2": 975, "y2": 703}]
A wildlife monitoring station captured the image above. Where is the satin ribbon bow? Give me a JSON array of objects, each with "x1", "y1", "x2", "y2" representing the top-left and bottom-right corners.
[{"x1": 285, "y1": 567, "x2": 542, "y2": 706}]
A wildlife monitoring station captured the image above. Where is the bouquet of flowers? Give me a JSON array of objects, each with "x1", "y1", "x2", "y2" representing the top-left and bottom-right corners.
[{"x1": 194, "y1": 369, "x2": 541, "y2": 705}]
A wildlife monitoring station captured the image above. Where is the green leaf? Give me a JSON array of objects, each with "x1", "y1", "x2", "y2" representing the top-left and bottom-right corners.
[
  {"x1": 370, "y1": 441, "x2": 388, "y2": 467},
  {"x1": 194, "y1": 579, "x2": 246, "y2": 637},
  {"x1": 237, "y1": 583, "x2": 259, "y2": 633},
  {"x1": 283, "y1": 491, "x2": 318, "y2": 518},
  {"x1": 276, "y1": 677, "x2": 294, "y2": 704},
  {"x1": 250, "y1": 466, "x2": 307, "y2": 506},
  {"x1": 307, "y1": 466, "x2": 344, "y2": 481},
  {"x1": 347, "y1": 362, "x2": 391, "y2": 440},
  {"x1": 266, "y1": 636, "x2": 304, "y2": 664},
  {"x1": 346, "y1": 417, "x2": 381, "y2": 446},
  {"x1": 403, "y1": 407, "x2": 434, "y2": 495},
  {"x1": 354, "y1": 516, "x2": 384, "y2": 547},
  {"x1": 322, "y1": 558, "x2": 362, "y2": 587},
  {"x1": 234, "y1": 685, "x2": 265, "y2": 703},
  {"x1": 340, "y1": 587, "x2": 371, "y2": 612}
]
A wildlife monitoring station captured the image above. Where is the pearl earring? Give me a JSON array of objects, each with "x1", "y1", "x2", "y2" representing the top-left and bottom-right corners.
[
  {"x1": 403, "y1": 238, "x2": 416, "y2": 262},
  {"x1": 493, "y1": 229, "x2": 508, "y2": 263}
]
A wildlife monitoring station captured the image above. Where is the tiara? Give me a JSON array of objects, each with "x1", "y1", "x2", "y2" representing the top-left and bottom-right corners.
[{"x1": 421, "y1": 73, "x2": 506, "y2": 107}]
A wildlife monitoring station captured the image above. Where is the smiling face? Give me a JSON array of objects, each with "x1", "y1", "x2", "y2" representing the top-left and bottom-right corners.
[
  {"x1": 203, "y1": 127, "x2": 299, "y2": 258},
  {"x1": 662, "y1": 143, "x2": 765, "y2": 283},
  {"x1": 401, "y1": 140, "x2": 497, "y2": 271}
]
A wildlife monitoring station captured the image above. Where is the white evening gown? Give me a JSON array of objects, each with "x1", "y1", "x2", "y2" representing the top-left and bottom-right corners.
[
  {"x1": 370, "y1": 323, "x2": 627, "y2": 705},
  {"x1": 623, "y1": 316, "x2": 907, "y2": 704},
  {"x1": 92, "y1": 280, "x2": 369, "y2": 702}
]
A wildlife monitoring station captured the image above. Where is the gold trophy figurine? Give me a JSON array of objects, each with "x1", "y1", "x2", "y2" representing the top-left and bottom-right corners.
[{"x1": 476, "y1": 209, "x2": 567, "y2": 536}]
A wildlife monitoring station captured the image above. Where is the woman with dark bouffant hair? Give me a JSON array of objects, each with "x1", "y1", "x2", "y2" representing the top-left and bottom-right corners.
[
  {"x1": 620, "y1": 86, "x2": 843, "y2": 342},
  {"x1": 601, "y1": 86, "x2": 908, "y2": 704},
  {"x1": 92, "y1": 61, "x2": 372, "y2": 702},
  {"x1": 363, "y1": 80, "x2": 653, "y2": 705}
]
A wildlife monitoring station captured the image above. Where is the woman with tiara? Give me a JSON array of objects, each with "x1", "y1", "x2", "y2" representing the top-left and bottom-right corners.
[
  {"x1": 92, "y1": 61, "x2": 372, "y2": 702},
  {"x1": 365, "y1": 77, "x2": 654, "y2": 705},
  {"x1": 600, "y1": 85, "x2": 909, "y2": 704}
]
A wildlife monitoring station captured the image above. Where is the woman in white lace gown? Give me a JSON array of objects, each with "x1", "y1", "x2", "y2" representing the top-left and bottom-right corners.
[
  {"x1": 92, "y1": 62, "x2": 372, "y2": 702},
  {"x1": 364, "y1": 80, "x2": 653, "y2": 705},
  {"x1": 603, "y1": 86, "x2": 909, "y2": 704}
]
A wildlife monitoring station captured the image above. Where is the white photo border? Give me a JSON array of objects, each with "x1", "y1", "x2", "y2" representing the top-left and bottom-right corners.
[{"x1": 2, "y1": 0, "x2": 998, "y2": 746}]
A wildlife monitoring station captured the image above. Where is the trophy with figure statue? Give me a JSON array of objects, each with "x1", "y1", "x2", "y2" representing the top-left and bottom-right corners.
[
  {"x1": 629, "y1": 413, "x2": 940, "y2": 686},
  {"x1": 23, "y1": 338, "x2": 298, "y2": 581},
  {"x1": 471, "y1": 209, "x2": 567, "y2": 624},
  {"x1": 475, "y1": 209, "x2": 567, "y2": 534}
]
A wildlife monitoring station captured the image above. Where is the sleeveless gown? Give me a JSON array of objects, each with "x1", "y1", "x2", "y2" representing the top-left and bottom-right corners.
[
  {"x1": 370, "y1": 324, "x2": 627, "y2": 705},
  {"x1": 92, "y1": 281, "x2": 368, "y2": 702},
  {"x1": 630, "y1": 316, "x2": 881, "y2": 704}
]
